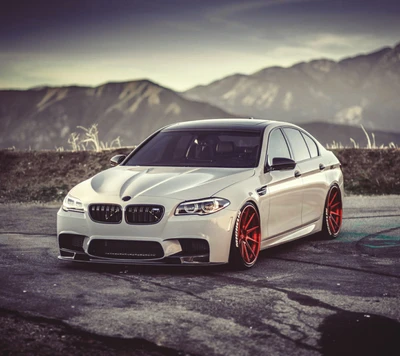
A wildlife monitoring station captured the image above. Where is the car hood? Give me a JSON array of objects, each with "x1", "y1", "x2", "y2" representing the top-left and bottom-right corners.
[{"x1": 72, "y1": 166, "x2": 255, "y2": 201}]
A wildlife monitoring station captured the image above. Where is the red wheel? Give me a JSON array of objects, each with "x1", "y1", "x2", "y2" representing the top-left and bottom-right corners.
[
  {"x1": 230, "y1": 202, "x2": 261, "y2": 269},
  {"x1": 322, "y1": 185, "x2": 343, "y2": 238}
]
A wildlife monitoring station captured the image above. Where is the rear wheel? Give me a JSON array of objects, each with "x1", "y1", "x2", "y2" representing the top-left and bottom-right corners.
[
  {"x1": 229, "y1": 202, "x2": 261, "y2": 269},
  {"x1": 321, "y1": 184, "x2": 343, "y2": 239}
]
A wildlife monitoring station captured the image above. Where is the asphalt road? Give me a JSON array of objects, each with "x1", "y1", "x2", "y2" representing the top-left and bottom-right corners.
[{"x1": 0, "y1": 196, "x2": 399, "y2": 356}]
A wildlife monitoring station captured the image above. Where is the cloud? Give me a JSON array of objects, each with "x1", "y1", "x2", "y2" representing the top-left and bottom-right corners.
[
  {"x1": 0, "y1": 51, "x2": 151, "y2": 89},
  {"x1": 1, "y1": 0, "x2": 398, "y2": 91},
  {"x1": 206, "y1": 0, "x2": 325, "y2": 26},
  {"x1": 307, "y1": 34, "x2": 363, "y2": 49},
  {"x1": 303, "y1": 33, "x2": 395, "y2": 57},
  {"x1": 198, "y1": 0, "x2": 329, "y2": 49},
  {"x1": 163, "y1": 20, "x2": 205, "y2": 33}
]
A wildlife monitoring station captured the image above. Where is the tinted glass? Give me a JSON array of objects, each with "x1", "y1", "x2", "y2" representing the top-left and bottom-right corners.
[
  {"x1": 301, "y1": 132, "x2": 319, "y2": 158},
  {"x1": 283, "y1": 128, "x2": 311, "y2": 162},
  {"x1": 267, "y1": 129, "x2": 291, "y2": 163},
  {"x1": 124, "y1": 131, "x2": 261, "y2": 168}
]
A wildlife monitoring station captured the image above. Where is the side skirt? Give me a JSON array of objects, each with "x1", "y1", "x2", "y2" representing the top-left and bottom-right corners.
[{"x1": 260, "y1": 219, "x2": 321, "y2": 250}]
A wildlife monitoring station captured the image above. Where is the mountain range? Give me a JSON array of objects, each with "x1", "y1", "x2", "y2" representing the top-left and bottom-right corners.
[
  {"x1": 0, "y1": 42, "x2": 399, "y2": 150},
  {"x1": 183, "y1": 42, "x2": 400, "y2": 133},
  {"x1": 0, "y1": 81, "x2": 230, "y2": 149}
]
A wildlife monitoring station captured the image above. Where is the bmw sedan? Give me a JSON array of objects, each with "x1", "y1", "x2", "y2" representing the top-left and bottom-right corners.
[{"x1": 57, "y1": 118, "x2": 343, "y2": 269}]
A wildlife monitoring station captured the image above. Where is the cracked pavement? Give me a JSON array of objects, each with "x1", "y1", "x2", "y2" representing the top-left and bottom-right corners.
[{"x1": 0, "y1": 196, "x2": 399, "y2": 355}]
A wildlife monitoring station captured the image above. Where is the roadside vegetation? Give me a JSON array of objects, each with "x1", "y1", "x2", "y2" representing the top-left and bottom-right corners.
[
  {"x1": 327, "y1": 124, "x2": 398, "y2": 149},
  {"x1": 0, "y1": 124, "x2": 399, "y2": 203},
  {"x1": 64, "y1": 124, "x2": 124, "y2": 152},
  {"x1": 0, "y1": 148, "x2": 399, "y2": 203},
  {"x1": 62, "y1": 123, "x2": 397, "y2": 152}
]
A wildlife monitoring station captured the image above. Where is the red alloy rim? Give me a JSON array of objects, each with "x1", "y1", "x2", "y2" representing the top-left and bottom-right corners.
[
  {"x1": 238, "y1": 205, "x2": 261, "y2": 265},
  {"x1": 327, "y1": 186, "x2": 343, "y2": 235}
]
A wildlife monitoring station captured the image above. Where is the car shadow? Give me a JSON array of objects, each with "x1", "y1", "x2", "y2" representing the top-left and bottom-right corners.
[
  {"x1": 319, "y1": 310, "x2": 400, "y2": 356},
  {"x1": 61, "y1": 260, "x2": 223, "y2": 276},
  {"x1": 60, "y1": 232, "x2": 324, "y2": 275},
  {"x1": 258, "y1": 231, "x2": 325, "y2": 257}
]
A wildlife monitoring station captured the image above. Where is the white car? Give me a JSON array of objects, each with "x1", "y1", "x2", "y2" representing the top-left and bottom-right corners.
[{"x1": 57, "y1": 118, "x2": 343, "y2": 269}]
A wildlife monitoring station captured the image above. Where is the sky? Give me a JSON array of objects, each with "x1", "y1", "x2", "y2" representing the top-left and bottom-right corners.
[{"x1": 1, "y1": 0, "x2": 399, "y2": 91}]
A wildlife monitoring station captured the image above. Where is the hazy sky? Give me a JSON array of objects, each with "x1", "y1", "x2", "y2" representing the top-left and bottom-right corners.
[{"x1": 1, "y1": 0, "x2": 399, "y2": 91}]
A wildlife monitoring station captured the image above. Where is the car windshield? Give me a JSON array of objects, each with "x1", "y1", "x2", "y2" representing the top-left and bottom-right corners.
[{"x1": 124, "y1": 130, "x2": 262, "y2": 168}]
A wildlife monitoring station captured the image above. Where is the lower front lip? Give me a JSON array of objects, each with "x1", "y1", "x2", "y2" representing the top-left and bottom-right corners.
[{"x1": 58, "y1": 253, "x2": 220, "y2": 266}]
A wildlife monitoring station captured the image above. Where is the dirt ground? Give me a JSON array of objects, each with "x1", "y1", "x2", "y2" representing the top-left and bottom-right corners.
[
  {"x1": 337, "y1": 148, "x2": 400, "y2": 195},
  {"x1": 0, "y1": 148, "x2": 399, "y2": 203},
  {"x1": 0, "y1": 149, "x2": 129, "y2": 203}
]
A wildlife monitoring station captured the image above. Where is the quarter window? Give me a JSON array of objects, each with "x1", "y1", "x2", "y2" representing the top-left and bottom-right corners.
[
  {"x1": 301, "y1": 132, "x2": 319, "y2": 158},
  {"x1": 267, "y1": 129, "x2": 291, "y2": 164},
  {"x1": 283, "y1": 128, "x2": 311, "y2": 162}
]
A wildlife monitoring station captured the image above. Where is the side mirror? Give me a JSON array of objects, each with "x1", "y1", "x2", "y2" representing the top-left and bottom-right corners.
[
  {"x1": 268, "y1": 157, "x2": 296, "y2": 171},
  {"x1": 110, "y1": 154, "x2": 126, "y2": 167}
]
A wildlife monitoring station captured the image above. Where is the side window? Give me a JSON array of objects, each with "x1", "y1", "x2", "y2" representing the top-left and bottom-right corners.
[
  {"x1": 283, "y1": 128, "x2": 311, "y2": 162},
  {"x1": 267, "y1": 129, "x2": 291, "y2": 164},
  {"x1": 301, "y1": 132, "x2": 319, "y2": 158}
]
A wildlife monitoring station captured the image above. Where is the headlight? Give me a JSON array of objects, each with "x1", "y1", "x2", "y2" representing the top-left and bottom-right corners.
[
  {"x1": 62, "y1": 194, "x2": 84, "y2": 213},
  {"x1": 175, "y1": 198, "x2": 230, "y2": 216}
]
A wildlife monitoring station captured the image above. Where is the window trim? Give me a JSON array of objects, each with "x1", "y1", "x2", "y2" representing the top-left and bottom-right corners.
[
  {"x1": 281, "y1": 127, "x2": 314, "y2": 163},
  {"x1": 265, "y1": 127, "x2": 293, "y2": 168},
  {"x1": 300, "y1": 131, "x2": 320, "y2": 158}
]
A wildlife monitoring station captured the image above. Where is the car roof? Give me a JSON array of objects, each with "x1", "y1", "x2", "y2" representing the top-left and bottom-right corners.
[{"x1": 163, "y1": 118, "x2": 275, "y2": 132}]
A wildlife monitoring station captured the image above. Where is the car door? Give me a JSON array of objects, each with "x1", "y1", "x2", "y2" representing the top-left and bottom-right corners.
[
  {"x1": 262, "y1": 128, "x2": 303, "y2": 238},
  {"x1": 282, "y1": 128, "x2": 326, "y2": 225}
]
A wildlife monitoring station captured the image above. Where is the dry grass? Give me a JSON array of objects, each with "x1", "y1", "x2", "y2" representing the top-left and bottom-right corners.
[
  {"x1": 327, "y1": 124, "x2": 398, "y2": 149},
  {"x1": 67, "y1": 124, "x2": 123, "y2": 152}
]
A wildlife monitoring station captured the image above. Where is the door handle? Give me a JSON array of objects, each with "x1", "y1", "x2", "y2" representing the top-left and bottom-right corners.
[
  {"x1": 319, "y1": 164, "x2": 325, "y2": 171},
  {"x1": 294, "y1": 170, "x2": 301, "y2": 178}
]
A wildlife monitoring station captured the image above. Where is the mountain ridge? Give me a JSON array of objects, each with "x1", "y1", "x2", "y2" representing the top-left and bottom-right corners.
[
  {"x1": 1, "y1": 43, "x2": 400, "y2": 150},
  {"x1": 183, "y1": 42, "x2": 400, "y2": 133},
  {"x1": 0, "y1": 79, "x2": 234, "y2": 149}
]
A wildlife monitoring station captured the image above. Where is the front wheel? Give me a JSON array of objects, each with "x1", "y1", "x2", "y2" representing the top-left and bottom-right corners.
[
  {"x1": 229, "y1": 202, "x2": 261, "y2": 269},
  {"x1": 321, "y1": 184, "x2": 343, "y2": 239}
]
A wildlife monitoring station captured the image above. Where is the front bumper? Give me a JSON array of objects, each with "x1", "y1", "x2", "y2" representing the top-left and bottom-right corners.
[{"x1": 57, "y1": 204, "x2": 236, "y2": 265}]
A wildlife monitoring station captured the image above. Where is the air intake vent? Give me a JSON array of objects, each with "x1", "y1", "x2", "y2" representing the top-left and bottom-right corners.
[
  {"x1": 125, "y1": 205, "x2": 164, "y2": 224},
  {"x1": 179, "y1": 239, "x2": 210, "y2": 255},
  {"x1": 88, "y1": 240, "x2": 164, "y2": 259},
  {"x1": 89, "y1": 204, "x2": 122, "y2": 223},
  {"x1": 59, "y1": 233, "x2": 85, "y2": 252}
]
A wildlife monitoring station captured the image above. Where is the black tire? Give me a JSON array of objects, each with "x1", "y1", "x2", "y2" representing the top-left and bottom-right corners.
[
  {"x1": 229, "y1": 202, "x2": 261, "y2": 269},
  {"x1": 321, "y1": 184, "x2": 343, "y2": 239}
]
